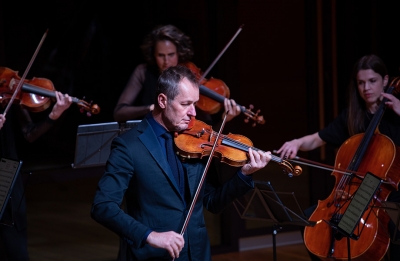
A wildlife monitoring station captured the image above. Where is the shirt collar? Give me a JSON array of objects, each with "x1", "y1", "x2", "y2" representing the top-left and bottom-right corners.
[{"x1": 146, "y1": 113, "x2": 168, "y2": 137}]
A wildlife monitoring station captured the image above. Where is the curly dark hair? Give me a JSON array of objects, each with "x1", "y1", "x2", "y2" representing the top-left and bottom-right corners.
[{"x1": 140, "y1": 24, "x2": 194, "y2": 65}]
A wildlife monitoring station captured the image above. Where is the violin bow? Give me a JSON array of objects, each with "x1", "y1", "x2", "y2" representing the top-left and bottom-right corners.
[
  {"x1": 198, "y1": 24, "x2": 243, "y2": 82},
  {"x1": 271, "y1": 150, "x2": 368, "y2": 178},
  {"x1": 179, "y1": 111, "x2": 230, "y2": 236},
  {"x1": 3, "y1": 30, "x2": 48, "y2": 116},
  {"x1": 196, "y1": 25, "x2": 265, "y2": 126}
]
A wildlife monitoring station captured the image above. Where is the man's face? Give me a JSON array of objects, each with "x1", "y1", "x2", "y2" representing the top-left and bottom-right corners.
[{"x1": 162, "y1": 77, "x2": 198, "y2": 132}]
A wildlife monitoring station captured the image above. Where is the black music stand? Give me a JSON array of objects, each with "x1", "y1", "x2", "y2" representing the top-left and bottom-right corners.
[
  {"x1": 0, "y1": 158, "x2": 23, "y2": 225},
  {"x1": 381, "y1": 201, "x2": 400, "y2": 245},
  {"x1": 72, "y1": 120, "x2": 140, "y2": 168},
  {"x1": 233, "y1": 180, "x2": 315, "y2": 261},
  {"x1": 327, "y1": 172, "x2": 383, "y2": 261}
]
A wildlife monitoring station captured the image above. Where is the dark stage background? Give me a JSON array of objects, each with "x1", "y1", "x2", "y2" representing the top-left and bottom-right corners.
[{"x1": 1, "y1": 0, "x2": 400, "y2": 255}]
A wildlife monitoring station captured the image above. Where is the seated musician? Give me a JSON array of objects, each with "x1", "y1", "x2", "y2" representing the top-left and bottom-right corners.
[{"x1": 277, "y1": 54, "x2": 400, "y2": 260}]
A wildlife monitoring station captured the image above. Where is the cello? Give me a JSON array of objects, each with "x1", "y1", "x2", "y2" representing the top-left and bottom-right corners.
[{"x1": 303, "y1": 77, "x2": 400, "y2": 261}]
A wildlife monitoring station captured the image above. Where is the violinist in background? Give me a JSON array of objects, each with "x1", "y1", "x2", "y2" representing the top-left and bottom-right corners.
[
  {"x1": 277, "y1": 54, "x2": 400, "y2": 260},
  {"x1": 0, "y1": 91, "x2": 72, "y2": 260},
  {"x1": 92, "y1": 65, "x2": 271, "y2": 260},
  {"x1": 113, "y1": 24, "x2": 241, "y2": 126}
]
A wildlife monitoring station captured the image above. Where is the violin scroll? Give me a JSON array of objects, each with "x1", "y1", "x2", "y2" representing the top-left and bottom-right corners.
[
  {"x1": 243, "y1": 104, "x2": 265, "y2": 127},
  {"x1": 75, "y1": 97, "x2": 100, "y2": 116},
  {"x1": 274, "y1": 155, "x2": 302, "y2": 177}
]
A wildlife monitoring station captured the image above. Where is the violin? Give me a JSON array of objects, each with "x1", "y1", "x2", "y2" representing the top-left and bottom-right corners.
[
  {"x1": 0, "y1": 67, "x2": 100, "y2": 115},
  {"x1": 182, "y1": 62, "x2": 265, "y2": 126},
  {"x1": 174, "y1": 118, "x2": 302, "y2": 176}
]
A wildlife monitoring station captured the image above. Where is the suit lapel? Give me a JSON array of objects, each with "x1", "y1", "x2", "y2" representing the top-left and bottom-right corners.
[{"x1": 138, "y1": 119, "x2": 182, "y2": 197}]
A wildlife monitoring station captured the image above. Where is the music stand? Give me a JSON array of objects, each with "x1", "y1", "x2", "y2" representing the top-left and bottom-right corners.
[
  {"x1": 0, "y1": 158, "x2": 23, "y2": 225},
  {"x1": 233, "y1": 180, "x2": 314, "y2": 261},
  {"x1": 327, "y1": 172, "x2": 382, "y2": 261},
  {"x1": 381, "y1": 201, "x2": 400, "y2": 245},
  {"x1": 72, "y1": 120, "x2": 141, "y2": 168}
]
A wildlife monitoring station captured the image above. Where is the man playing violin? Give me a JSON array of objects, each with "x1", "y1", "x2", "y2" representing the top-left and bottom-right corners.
[
  {"x1": 0, "y1": 91, "x2": 72, "y2": 260},
  {"x1": 113, "y1": 24, "x2": 241, "y2": 126},
  {"x1": 92, "y1": 65, "x2": 271, "y2": 260},
  {"x1": 277, "y1": 54, "x2": 400, "y2": 260}
]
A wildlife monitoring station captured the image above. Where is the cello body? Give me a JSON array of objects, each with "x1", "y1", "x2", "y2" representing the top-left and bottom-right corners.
[{"x1": 304, "y1": 133, "x2": 400, "y2": 260}]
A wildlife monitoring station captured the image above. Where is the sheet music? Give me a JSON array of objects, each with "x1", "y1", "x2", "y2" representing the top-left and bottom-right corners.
[
  {"x1": 338, "y1": 172, "x2": 382, "y2": 235},
  {"x1": 0, "y1": 158, "x2": 21, "y2": 218}
]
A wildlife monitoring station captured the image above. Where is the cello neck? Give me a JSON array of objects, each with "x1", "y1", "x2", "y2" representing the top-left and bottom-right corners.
[{"x1": 348, "y1": 85, "x2": 394, "y2": 171}]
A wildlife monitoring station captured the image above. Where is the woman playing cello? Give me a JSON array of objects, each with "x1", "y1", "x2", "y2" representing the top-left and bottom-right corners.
[{"x1": 277, "y1": 54, "x2": 400, "y2": 260}]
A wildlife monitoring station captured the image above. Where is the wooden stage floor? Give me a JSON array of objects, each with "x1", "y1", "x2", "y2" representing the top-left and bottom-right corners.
[{"x1": 25, "y1": 171, "x2": 310, "y2": 261}]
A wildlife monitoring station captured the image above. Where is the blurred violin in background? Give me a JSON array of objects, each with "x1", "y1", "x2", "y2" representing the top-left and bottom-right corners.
[
  {"x1": 182, "y1": 62, "x2": 264, "y2": 126},
  {"x1": 0, "y1": 67, "x2": 100, "y2": 116}
]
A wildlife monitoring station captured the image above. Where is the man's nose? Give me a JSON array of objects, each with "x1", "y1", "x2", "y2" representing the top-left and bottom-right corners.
[{"x1": 188, "y1": 104, "x2": 196, "y2": 116}]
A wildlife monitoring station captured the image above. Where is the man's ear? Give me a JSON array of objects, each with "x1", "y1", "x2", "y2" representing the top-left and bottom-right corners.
[{"x1": 158, "y1": 93, "x2": 167, "y2": 109}]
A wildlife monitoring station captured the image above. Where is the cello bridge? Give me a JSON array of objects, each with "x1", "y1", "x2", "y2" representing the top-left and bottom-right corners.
[{"x1": 335, "y1": 190, "x2": 351, "y2": 201}]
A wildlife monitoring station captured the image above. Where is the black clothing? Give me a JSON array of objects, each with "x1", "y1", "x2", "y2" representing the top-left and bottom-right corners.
[
  {"x1": 0, "y1": 105, "x2": 56, "y2": 261},
  {"x1": 309, "y1": 108, "x2": 400, "y2": 260},
  {"x1": 318, "y1": 109, "x2": 400, "y2": 147}
]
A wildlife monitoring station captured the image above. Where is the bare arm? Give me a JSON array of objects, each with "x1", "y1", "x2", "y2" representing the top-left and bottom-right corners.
[{"x1": 276, "y1": 132, "x2": 326, "y2": 159}]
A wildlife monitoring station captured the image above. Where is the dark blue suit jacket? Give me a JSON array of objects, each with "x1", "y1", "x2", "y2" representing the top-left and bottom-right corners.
[{"x1": 91, "y1": 117, "x2": 253, "y2": 260}]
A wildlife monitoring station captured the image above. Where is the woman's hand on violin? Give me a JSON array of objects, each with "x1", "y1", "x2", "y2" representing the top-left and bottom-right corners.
[
  {"x1": 381, "y1": 92, "x2": 400, "y2": 116},
  {"x1": 241, "y1": 148, "x2": 271, "y2": 175},
  {"x1": 49, "y1": 91, "x2": 73, "y2": 120},
  {"x1": 223, "y1": 98, "x2": 242, "y2": 122},
  {"x1": 0, "y1": 114, "x2": 6, "y2": 130}
]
